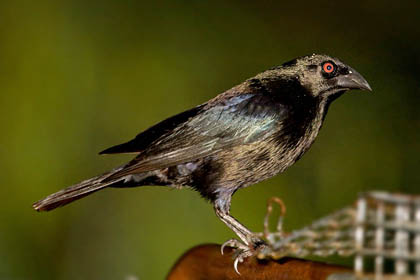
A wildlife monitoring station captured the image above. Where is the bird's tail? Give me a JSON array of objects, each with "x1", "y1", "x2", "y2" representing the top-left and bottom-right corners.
[{"x1": 33, "y1": 167, "x2": 125, "y2": 212}]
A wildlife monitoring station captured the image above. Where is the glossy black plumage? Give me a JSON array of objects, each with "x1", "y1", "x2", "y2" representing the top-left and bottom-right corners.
[{"x1": 33, "y1": 54, "x2": 371, "y2": 251}]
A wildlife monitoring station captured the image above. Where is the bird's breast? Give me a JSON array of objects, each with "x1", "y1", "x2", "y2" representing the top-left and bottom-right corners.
[{"x1": 211, "y1": 98, "x2": 328, "y2": 189}]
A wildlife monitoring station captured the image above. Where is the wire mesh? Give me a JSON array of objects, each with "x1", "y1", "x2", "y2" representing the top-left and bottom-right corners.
[{"x1": 257, "y1": 191, "x2": 420, "y2": 279}]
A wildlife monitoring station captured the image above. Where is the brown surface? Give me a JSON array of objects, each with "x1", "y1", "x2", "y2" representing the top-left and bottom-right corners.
[{"x1": 167, "y1": 244, "x2": 351, "y2": 280}]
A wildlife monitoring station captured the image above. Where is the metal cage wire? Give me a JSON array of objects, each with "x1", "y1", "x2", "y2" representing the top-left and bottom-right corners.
[{"x1": 257, "y1": 191, "x2": 420, "y2": 279}]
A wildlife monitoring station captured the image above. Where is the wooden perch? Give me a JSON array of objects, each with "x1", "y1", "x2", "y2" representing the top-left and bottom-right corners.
[{"x1": 167, "y1": 244, "x2": 351, "y2": 280}]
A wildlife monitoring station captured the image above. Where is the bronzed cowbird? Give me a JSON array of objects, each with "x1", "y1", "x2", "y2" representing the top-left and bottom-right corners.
[{"x1": 33, "y1": 54, "x2": 371, "y2": 268}]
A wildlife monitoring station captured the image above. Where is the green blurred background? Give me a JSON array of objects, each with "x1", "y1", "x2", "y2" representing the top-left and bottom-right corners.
[{"x1": 1, "y1": 0, "x2": 419, "y2": 279}]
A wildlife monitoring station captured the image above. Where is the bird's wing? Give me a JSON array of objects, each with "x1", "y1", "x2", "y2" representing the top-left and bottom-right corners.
[
  {"x1": 99, "y1": 105, "x2": 205, "y2": 154},
  {"x1": 106, "y1": 93, "x2": 289, "y2": 179}
]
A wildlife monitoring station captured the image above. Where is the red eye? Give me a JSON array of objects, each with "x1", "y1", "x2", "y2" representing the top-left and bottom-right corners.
[{"x1": 323, "y1": 62, "x2": 335, "y2": 73}]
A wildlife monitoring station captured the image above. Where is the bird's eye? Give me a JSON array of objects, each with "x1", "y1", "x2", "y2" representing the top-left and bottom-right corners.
[{"x1": 322, "y1": 62, "x2": 335, "y2": 74}]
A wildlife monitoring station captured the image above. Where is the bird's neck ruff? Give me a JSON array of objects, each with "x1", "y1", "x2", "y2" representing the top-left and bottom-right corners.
[
  {"x1": 306, "y1": 97, "x2": 329, "y2": 140},
  {"x1": 281, "y1": 95, "x2": 331, "y2": 164}
]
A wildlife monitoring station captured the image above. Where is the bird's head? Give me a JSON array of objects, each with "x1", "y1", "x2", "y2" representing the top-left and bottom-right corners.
[{"x1": 275, "y1": 54, "x2": 372, "y2": 99}]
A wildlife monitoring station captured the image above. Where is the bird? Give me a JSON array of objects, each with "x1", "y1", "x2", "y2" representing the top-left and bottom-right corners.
[{"x1": 33, "y1": 54, "x2": 371, "y2": 271}]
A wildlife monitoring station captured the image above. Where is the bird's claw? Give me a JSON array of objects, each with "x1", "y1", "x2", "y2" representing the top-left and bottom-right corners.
[
  {"x1": 221, "y1": 237, "x2": 268, "y2": 274},
  {"x1": 232, "y1": 247, "x2": 253, "y2": 274},
  {"x1": 221, "y1": 238, "x2": 248, "y2": 255}
]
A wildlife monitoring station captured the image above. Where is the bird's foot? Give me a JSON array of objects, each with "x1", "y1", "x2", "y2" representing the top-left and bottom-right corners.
[{"x1": 221, "y1": 237, "x2": 268, "y2": 274}]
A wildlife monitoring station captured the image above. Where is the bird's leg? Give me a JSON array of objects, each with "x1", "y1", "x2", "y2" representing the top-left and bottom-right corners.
[
  {"x1": 214, "y1": 196, "x2": 265, "y2": 245},
  {"x1": 214, "y1": 196, "x2": 266, "y2": 273},
  {"x1": 215, "y1": 207, "x2": 258, "y2": 246}
]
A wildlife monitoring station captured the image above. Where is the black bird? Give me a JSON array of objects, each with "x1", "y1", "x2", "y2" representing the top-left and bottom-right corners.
[{"x1": 33, "y1": 54, "x2": 371, "y2": 268}]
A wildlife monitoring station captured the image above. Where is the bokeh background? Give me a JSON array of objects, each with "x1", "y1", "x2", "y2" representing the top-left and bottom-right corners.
[{"x1": 1, "y1": 0, "x2": 419, "y2": 279}]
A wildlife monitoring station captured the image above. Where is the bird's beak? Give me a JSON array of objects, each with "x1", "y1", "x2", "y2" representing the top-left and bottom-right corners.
[{"x1": 336, "y1": 68, "x2": 372, "y2": 92}]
